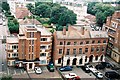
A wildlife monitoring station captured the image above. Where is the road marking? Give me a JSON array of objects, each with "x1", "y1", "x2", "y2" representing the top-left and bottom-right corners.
[
  {"x1": 7, "y1": 68, "x2": 9, "y2": 75},
  {"x1": 14, "y1": 70, "x2": 16, "y2": 74},
  {"x1": 20, "y1": 69, "x2": 23, "y2": 74}
]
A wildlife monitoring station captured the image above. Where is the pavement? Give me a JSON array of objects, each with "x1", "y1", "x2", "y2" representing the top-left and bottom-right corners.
[{"x1": 60, "y1": 66, "x2": 96, "y2": 80}]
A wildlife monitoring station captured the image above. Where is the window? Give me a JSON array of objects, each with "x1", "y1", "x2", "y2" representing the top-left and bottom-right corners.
[
  {"x1": 98, "y1": 40, "x2": 101, "y2": 43},
  {"x1": 40, "y1": 46, "x2": 46, "y2": 49},
  {"x1": 12, "y1": 45, "x2": 18, "y2": 49},
  {"x1": 60, "y1": 42, "x2": 63, "y2": 45},
  {"x1": 73, "y1": 49, "x2": 76, "y2": 54},
  {"x1": 80, "y1": 42, "x2": 83, "y2": 45},
  {"x1": 32, "y1": 46, "x2": 34, "y2": 52},
  {"x1": 92, "y1": 40, "x2": 95, "y2": 44},
  {"x1": 96, "y1": 47, "x2": 100, "y2": 52},
  {"x1": 67, "y1": 42, "x2": 71, "y2": 45},
  {"x1": 103, "y1": 40, "x2": 106, "y2": 43},
  {"x1": 59, "y1": 49, "x2": 62, "y2": 54},
  {"x1": 102, "y1": 47, "x2": 105, "y2": 52},
  {"x1": 58, "y1": 58, "x2": 61, "y2": 64},
  {"x1": 29, "y1": 32, "x2": 34, "y2": 38},
  {"x1": 79, "y1": 48, "x2": 82, "y2": 54},
  {"x1": 41, "y1": 38, "x2": 47, "y2": 41},
  {"x1": 91, "y1": 47, "x2": 94, "y2": 52},
  {"x1": 32, "y1": 54, "x2": 34, "y2": 60},
  {"x1": 29, "y1": 54, "x2": 30, "y2": 59},
  {"x1": 74, "y1": 42, "x2": 77, "y2": 45},
  {"x1": 32, "y1": 40, "x2": 34, "y2": 45},
  {"x1": 12, "y1": 61, "x2": 15, "y2": 65},
  {"x1": 40, "y1": 60, "x2": 46, "y2": 64},
  {"x1": 40, "y1": 53, "x2": 46, "y2": 56},
  {"x1": 8, "y1": 54, "x2": 10, "y2": 57},
  {"x1": 85, "y1": 48, "x2": 88, "y2": 52},
  {"x1": 86, "y1": 41, "x2": 89, "y2": 44},
  {"x1": 66, "y1": 49, "x2": 70, "y2": 55}
]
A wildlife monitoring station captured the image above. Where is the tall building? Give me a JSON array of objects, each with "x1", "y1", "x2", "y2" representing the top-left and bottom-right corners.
[
  {"x1": 53, "y1": 26, "x2": 108, "y2": 66},
  {"x1": 6, "y1": 19, "x2": 52, "y2": 70},
  {"x1": 104, "y1": 11, "x2": 120, "y2": 63}
]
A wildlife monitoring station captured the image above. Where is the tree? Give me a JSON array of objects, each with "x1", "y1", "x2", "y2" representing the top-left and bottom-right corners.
[
  {"x1": 95, "y1": 11, "x2": 105, "y2": 27},
  {"x1": 87, "y1": 2, "x2": 115, "y2": 27},
  {"x1": 26, "y1": 3, "x2": 34, "y2": 12},
  {"x1": 35, "y1": 4, "x2": 51, "y2": 18},
  {"x1": 2, "y1": 2, "x2": 10, "y2": 11},
  {"x1": 8, "y1": 21, "x2": 19, "y2": 33}
]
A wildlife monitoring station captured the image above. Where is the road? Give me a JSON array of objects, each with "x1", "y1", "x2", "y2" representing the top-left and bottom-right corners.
[{"x1": 0, "y1": 13, "x2": 9, "y2": 78}]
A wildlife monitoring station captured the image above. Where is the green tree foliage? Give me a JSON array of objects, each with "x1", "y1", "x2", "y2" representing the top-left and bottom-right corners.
[
  {"x1": 26, "y1": 2, "x2": 76, "y2": 30},
  {"x1": 26, "y1": 3, "x2": 34, "y2": 11},
  {"x1": 8, "y1": 19, "x2": 19, "y2": 33},
  {"x1": 2, "y1": 2, "x2": 10, "y2": 11},
  {"x1": 35, "y1": 4, "x2": 51, "y2": 18},
  {"x1": 87, "y1": 2, "x2": 115, "y2": 27}
]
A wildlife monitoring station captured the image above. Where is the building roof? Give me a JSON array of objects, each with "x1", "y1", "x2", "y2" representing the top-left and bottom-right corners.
[
  {"x1": 56, "y1": 26, "x2": 108, "y2": 39},
  {"x1": 7, "y1": 36, "x2": 18, "y2": 43},
  {"x1": 36, "y1": 25, "x2": 52, "y2": 36},
  {"x1": 15, "y1": 7, "x2": 32, "y2": 19},
  {"x1": 19, "y1": 18, "x2": 41, "y2": 25}
]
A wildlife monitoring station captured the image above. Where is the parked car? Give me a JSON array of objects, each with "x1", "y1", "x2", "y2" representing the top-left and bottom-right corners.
[
  {"x1": 34, "y1": 67, "x2": 42, "y2": 74},
  {"x1": 80, "y1": 66, "x2": 90, "y2": 73},
  {"x1": 85, "y1": 64, "x2": 95, "y2": 71},
  {"x1": 105, "y1": 71, "x2": 120, "y2": 79},
  {"x1": 101, "y1": 62, "x2": 114, "y2": 68},
  {"x1": 94, "y1": 71, "x2": 103, "y2": 79},
  {"x1": 59, "y1": 66, "x2": 72, "y2": 71},
  {"x1": 95, "y1": 64, "x2": 105, "y2": 70},
  {"x1": 65, "y1": 73, "x2": 80, "y2": 80},
  {"x1": 47, "y1": 62, "x2": 54, "y2": 72}
]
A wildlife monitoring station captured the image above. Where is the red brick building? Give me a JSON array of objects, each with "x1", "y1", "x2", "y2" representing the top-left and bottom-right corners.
[
  {"x1": 6, "y1": 19, "x2": 52, "y2": 70},
  {"x1": 53, "y1": 26, "x2": 108, "y2": 66},
  {"x1": 104, "y1": 11, "x2": 120, "y2": 63}
]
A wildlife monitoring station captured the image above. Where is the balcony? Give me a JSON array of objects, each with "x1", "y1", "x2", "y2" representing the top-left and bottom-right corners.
[{"x1": 108, "y1": 32, "x2": 115, "y2": 37}]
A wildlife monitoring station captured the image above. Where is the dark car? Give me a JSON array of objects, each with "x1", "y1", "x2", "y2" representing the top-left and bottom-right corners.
[
  {"x1": 105, "y1": 71, "x2": 120, "y2": 79},
  {"x1": 47, "y1": 62, "x2": 54, "y2": 72},
  {"x1": 101, "y1": 62, "x2": 114, "y2": 68},
  {"x1": 95, "y1": 64, "x2": 105, "y2": 70},
  {"x1": 59, "y1": 66, "x2": 72, "y2": 71},
  {"x1": 80, "y1": 66, "x2": 90, "y2": 73}
]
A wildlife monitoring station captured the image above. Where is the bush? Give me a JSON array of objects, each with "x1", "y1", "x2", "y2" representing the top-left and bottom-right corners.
[{"x1": 43, "y1": 23, "x2": 51, "y2": 28}]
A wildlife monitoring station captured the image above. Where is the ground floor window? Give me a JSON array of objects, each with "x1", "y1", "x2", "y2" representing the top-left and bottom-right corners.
[
  {"x1": 40, "y1": 60, "x2": 46, "y2": 64},
  {"x1": 12, "y1": 61, "x2": 15, "y2": 65},
  {"x1": 29, "y1": 63, "x2": 32, "y2": 69},
  {"x1": 58, "y1": 58, "x2": 61, "y2": 64}
]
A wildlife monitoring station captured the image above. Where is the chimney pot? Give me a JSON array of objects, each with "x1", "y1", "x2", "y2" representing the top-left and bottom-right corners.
[
  {"x1": 81, "y1": 27, "x2": 85, "y2": 35},
  {"x1": 63, "y1": 26, "x2": 66, "y2": 35}
]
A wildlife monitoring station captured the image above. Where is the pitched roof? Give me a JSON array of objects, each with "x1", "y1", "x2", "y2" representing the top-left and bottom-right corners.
[
  {"x1": 19, "y1": 18, "x2": 41, "y2": 25},
  {"x1": 15, "y1": 7, "x2": 32, "y2": 19}
]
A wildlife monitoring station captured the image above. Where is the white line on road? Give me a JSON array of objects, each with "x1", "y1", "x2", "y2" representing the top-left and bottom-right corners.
[
  {"x1": 14, "y1": 70, "x2": 16, "y2": 74},
  {"x1": 7, "y1": 68, "x2": 9, "y2": 75}
]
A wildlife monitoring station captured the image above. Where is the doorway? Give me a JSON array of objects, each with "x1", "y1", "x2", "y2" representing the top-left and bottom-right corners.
[
  {"x1": 67, "y1": 59, "x2": 70, "y2": 65},
  {"x1": 72, "y1": 58, "x2": 77, "y2": 65},
  {"x1": 89, "y1": 55, "x2": 93, "y2": 62}
]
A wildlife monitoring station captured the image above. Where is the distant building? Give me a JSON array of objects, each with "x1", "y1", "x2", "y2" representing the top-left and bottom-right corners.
[
  {"x1": 15, "y1": 7, "x2": 32, "y2": 22},
  {"x1": 104, "y1": 11, "x2": 120, "y2": 63},
  {"x1": 53, "y1": 26, "x2": 108, "y2": 66},
  {"x1": 7, "y1": 0, "x2": 35, "y2": 16},
  {"x1": 6, "y1": 19, "x2": 52, "y2": 70}
]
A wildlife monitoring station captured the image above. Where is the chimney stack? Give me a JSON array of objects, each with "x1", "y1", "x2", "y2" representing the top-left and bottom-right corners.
[
  {"x1": 62, "y1": 26, "x2": 66, "y2": 35},
  {"x1": 81, "y1": 27, "x2": 85, "y2": 35}
]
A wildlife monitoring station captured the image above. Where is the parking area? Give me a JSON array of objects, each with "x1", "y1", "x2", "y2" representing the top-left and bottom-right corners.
[
  {"x1": 12, "y1": 66, "x2": 62, "y2": 80},
  {"x1": 59, "y1": 66, "x2": 96, "y2": 80}
]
